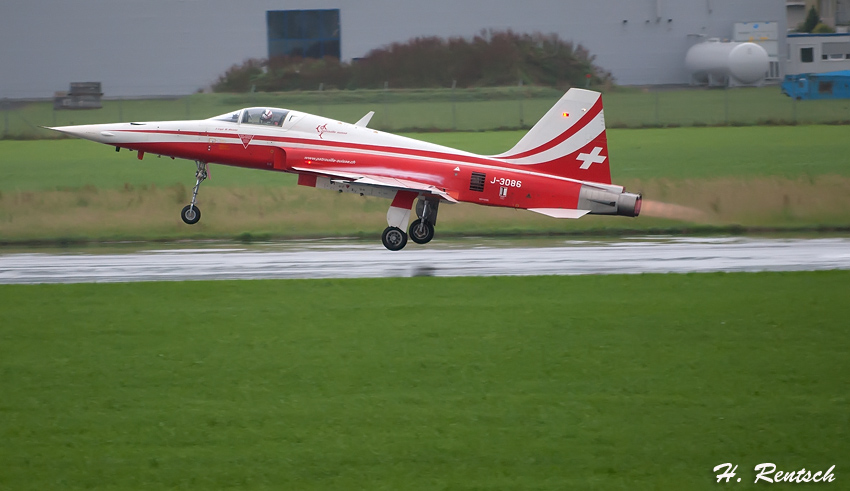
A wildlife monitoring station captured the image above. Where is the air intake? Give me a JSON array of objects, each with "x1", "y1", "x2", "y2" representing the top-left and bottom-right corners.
[{"x1": 469, "y1": 172, "x2": 486, "y2": 192}]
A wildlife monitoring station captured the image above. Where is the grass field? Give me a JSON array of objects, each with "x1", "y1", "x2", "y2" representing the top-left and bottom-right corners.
[
  {"x1": 4, "y1": 86, "x2": 850, "y2": 139},
  {"x1": 1, "y1": 125, "x2": 849, "y2": 243},
  {"x1": 4, "y1": 125, "x2": 850, "y2": 192},
  {"x1": 0, "y1": 272, "x2": 847, "y2": 489}
]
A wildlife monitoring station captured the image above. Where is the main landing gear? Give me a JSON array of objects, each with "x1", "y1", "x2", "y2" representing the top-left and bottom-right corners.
[
  {"x1": 409, "y1": 219, "x2": 435, "y2": 244},
  {"x1": 181, "y1": 161, "x2": 207, "y2": 225},
  {"x1": 381, "y1": 227, "x2": 407, "y2": 251},
  {"x1": 380, "y1": 196, "x2": 439, "y2": 251}
]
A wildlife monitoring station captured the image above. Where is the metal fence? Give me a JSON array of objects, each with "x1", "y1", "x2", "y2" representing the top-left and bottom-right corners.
[{"x1": 2, "y1": 86, "x2": 849, "y2": 139}]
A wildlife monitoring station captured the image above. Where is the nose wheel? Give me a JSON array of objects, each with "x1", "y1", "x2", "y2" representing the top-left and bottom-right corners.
[
  {"x1": 181, "y1": 161, "x2": 207, "y2": 225},
  {"x1": 181, "y1": 205, "x2": 201, "y2": 224}
]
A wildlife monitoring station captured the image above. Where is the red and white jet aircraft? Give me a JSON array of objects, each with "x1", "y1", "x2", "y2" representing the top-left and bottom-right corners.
[{"x1": 49, "y1": 88, "x2": 640, "y2": 250}]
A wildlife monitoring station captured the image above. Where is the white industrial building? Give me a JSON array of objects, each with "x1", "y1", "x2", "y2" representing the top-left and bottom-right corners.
[
  {"x1": 786, "y1": 32, "x2": 850, "y2": 73},
  {"x1": 0, "y1": 0, "x2": 786, "y2": 98}
]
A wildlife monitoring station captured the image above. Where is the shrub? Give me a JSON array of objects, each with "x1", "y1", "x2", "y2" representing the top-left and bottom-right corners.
[
  {"x1": 797, "y1": 7, "x2": 820, "y2": 33},
  {"x1": 213, "y1": 59, "x2": 264, "y2": 92},
  {"x1": 812, "y1": 23, "x2": 836, "y2": 34},
  {"x1": 212, "y1": 30, "x2": 612, "y2": 92}
]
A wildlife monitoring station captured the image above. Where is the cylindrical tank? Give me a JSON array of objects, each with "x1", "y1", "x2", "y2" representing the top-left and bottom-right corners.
[{"x1": 685, "y1": 39, "x2": 769, "y2": 85}]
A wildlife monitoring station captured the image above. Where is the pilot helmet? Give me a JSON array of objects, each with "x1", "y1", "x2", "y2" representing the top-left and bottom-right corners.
[{"x1": 260, "y1": 109, "x2": 273, "y2": 122}]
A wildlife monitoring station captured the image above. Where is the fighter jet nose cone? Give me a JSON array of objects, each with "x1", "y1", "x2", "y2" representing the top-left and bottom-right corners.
[
  {"x1": 45, "y1": 125, "x2": 85, "y2": 138},
  {"x1": 43, "y1": 124, "x2": 119, "y2": 143}
]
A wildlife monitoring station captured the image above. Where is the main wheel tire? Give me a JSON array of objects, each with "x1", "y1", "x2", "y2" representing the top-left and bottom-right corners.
[
  {"x1": 408, "y1": 219, "x2": 435, "y2": 244},
  {"x1": 381, "y1": 226, "x2": 408, "y2": 251},
  {"x1": 181, "y1": 205, "x2": 201, "y2": 225}
]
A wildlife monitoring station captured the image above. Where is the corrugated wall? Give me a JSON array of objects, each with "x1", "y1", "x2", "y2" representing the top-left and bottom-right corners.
[{"x1": 0, "y1": 0, "x2": 785, "y2": 98}]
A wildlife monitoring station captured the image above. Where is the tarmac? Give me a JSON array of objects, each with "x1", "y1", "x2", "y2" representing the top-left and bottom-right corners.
[{"x1": 2, "y1": 236, "x2": 849, "y2": 284}]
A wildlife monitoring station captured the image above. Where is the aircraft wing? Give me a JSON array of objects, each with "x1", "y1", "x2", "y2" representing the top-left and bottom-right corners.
[{"x1": 291, "y1": 166, "x2": 458, "y2": 203}]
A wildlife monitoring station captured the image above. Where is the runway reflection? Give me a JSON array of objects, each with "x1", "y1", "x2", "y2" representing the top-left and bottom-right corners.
[{"x1": 1, "y1": 237, "x2": 849, "y2": 284}]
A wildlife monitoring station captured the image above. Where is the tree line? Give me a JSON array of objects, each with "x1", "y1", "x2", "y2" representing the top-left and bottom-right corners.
[{"x1": 213, "y1": 30, "x2": 612, "y2": 92}]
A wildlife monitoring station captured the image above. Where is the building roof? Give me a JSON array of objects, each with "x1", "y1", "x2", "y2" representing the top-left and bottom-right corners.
[
  {"x1": 812, "y1": 70, "x2": 850, "y2": 76},
  {"x1": 788, "y1": 32, "x2": 850, "y2": 38}
]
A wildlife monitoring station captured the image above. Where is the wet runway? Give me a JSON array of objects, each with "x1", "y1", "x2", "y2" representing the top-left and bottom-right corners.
[{"x1": 1, "y1": 236, "x2": 849, "y2": 284}]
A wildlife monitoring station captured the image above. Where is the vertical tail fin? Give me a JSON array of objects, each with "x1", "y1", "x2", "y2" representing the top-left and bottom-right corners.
[{"x1": 494, "y1": 88, "x2": 611, "y2": 184}]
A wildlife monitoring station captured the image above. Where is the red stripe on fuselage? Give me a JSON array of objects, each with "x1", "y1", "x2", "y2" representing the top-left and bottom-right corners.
[
  {"x1": 117, "y1": 115, "x2": 603, "y2": 170},
  {"x1": 118, "y1": 128, "x2": 495, "y2": 168},
  {"x1": 116, "y1": 125, "x2": 611, "y2": 187},
  {"x1": 123, "y1": 139, "x2": 587, "y2": 210},
  {"x1": 125, "y1": 137, "x2": 601, "y2": 189}
]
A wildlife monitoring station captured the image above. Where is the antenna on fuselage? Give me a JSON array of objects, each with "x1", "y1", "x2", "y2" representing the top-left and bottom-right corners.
[{"x1": 354, "y1": 111, "x2": 375, "y2": 127}]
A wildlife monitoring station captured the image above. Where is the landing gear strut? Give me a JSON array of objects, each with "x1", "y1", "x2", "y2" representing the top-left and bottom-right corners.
[
  {"x1": 181, "y1": 161, "x2": 207, "y2": 225},
  {"x1": 409, "y1": 199, "x2": 437, "y2": 244},
  {"x1": 408, "y1": 219, "x2": 434, "y2": 244}
]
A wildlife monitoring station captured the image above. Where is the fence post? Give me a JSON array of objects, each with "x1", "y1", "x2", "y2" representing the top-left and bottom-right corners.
[
  {"x1": 518, "y1": 79, "x2": 525, "y2": 128},
  {"x1": 792, "y1": 96, "x2": 797, "y2": 124},
  {"x1": 2, "y1": 99, "x2": 8, "y2": 138},
  {"x1": 382, "y1": 81, "x2": 388, "y2": 129},
  {"x1": 451, "y1": 79, "x2": 457, "y2": 130},
  {"x1": 654, "y1": 91, "x2": 660, "y2": 126},
  {"x1": 318, "y1": 82, "x2": 324, "y2": 116}
]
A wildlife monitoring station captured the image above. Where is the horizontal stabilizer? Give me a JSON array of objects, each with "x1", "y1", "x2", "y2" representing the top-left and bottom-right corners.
[{"x1": 528, "y1": 208, "x2": 590, "y2": 219}]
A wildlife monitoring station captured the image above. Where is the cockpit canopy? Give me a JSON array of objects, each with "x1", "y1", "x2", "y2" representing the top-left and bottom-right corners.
[{"x1": 208, "y1": 107, "x2": 291, "y2": 127}]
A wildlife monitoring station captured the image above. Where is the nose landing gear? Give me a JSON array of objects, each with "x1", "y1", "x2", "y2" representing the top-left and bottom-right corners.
[
  {"x1": 181, "y1": 161, "x2": 207, "y2": 225},
  {"x1": 181, "y1": 204, "x2": 201, "y2": 224}
]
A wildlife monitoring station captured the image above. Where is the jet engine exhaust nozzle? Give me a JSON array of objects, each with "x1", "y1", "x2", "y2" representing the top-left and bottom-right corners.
[{"x1": 578, "y1": 185, "x2": 641, "y2": 217}]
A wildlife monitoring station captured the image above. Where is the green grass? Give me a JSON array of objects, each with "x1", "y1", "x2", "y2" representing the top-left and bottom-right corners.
[
  {"x1": 1, "y1": 272, "x2": 848, "y2": 489},
  {"x1": 601, "y1": 87, "x2": 850, "y2": 127},
  {"x1": 2, "y1": 125, "x2": 850, "y2": 243},
  {"x1": 3, "y1": 89, "x2": 562, "y2": 138},
  {"x1": 608, "y1": 125, "x2": 850, "y2": 180},
  {"x1": 2, "y1": 125, "x2": 849, "y2": 193},
  {"x1": 416, "y1": 126, "x2": 850, "y2": 180},
  {"x1": 4, "y1": 86, "x2": 850, "y2": 139},
  {"x1": 0, "y1": 140, "x2": 296, "y2": 192}
]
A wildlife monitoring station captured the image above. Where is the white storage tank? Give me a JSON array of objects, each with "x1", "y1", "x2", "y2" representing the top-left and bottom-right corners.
[{"x1": 685, "y1": 39, "x2": 769, "y2": 86}]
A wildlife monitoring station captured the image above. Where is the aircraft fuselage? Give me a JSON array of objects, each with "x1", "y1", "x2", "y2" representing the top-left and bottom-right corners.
[{"x1": 49, "y1": 89, "x2": 640, "y2": 250}]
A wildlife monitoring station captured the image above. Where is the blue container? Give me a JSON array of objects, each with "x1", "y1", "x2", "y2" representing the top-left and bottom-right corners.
[{"x1": 781, "y1": 70, "x2": 850, "y2": 100}]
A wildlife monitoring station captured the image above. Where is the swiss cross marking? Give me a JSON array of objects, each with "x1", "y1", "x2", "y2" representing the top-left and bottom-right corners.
[{"x1": 577, "y1": 146, "x2": 606, "y2": 170}]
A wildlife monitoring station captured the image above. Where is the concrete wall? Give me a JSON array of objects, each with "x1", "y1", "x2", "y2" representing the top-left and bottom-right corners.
[{"x1": 0, "y1": 0, "x2": 785, "y2": 98}]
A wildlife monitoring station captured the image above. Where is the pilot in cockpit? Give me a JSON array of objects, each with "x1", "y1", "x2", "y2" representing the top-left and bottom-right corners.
[{"x1": 260, "y1": 109, "x2": 275, "y2": 125}]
